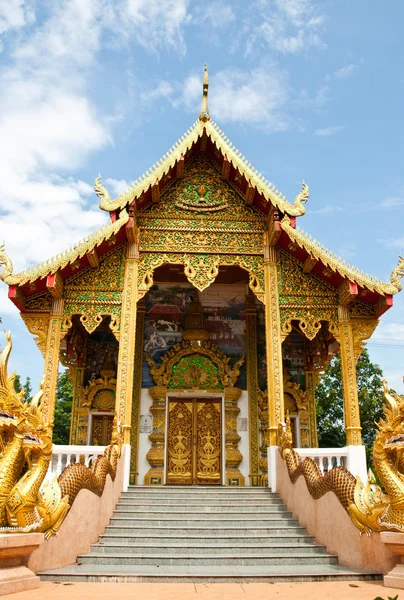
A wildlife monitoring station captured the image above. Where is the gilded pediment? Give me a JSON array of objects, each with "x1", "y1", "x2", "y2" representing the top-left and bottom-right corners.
[{"x1": 138, "y1": 153, "x2": 265, "y2": 234}]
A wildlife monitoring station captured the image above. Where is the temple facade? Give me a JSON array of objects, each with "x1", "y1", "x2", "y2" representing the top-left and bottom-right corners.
[{"x1": 1, "y1": 67, "x2": 403, "y2": 487}]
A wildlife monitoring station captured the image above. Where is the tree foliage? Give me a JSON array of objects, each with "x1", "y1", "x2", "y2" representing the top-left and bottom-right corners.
[
  {"x1": 13, "y1": 374, "x2": 33, "y2": 402},
  {"x1": 52, "y1": 371, "x2": 73, "y2": 445},
  {"x1": 316, "y1": 349, "x2": 385, "y2": 463}
]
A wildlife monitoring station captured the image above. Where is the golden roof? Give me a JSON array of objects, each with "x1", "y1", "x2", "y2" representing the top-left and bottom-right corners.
[
  {"x1": 0, "y1": 66, "x2": 403, "y2": 297},
  {"x1": 0, "y1": 209, "x2": 129, "y2": 286},
  {"x1": 94, "y1": 118, "x2": 309, "y2": 218},
  {"x1": 281, "y1": 215, "x2": 404, "y2": 295}
]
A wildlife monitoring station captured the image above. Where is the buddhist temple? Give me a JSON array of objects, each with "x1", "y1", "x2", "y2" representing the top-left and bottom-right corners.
[{"x1": 1, "y1": 65, "x2": 403, "y2": 491}]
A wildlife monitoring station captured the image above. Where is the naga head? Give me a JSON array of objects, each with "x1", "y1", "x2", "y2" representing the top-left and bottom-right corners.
[
  {"x1": 0, "y1": 334, "x2": 51, "y2": 452},
  {"x1": 374, "y1": 380, "x2": 404, "y2": 471}
]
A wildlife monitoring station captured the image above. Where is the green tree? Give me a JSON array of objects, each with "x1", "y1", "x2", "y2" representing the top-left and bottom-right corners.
[
  {"x1": 13, "y1": 374, "x2": 33, "y2": 402},
  {"x1": 13, "y1": 373, "x2": 22, "y2": 394},
  {"x1": 52, "y1": 371, "x2": 73, "y2": 445},
  {"x1": 316, "y1": 349, "x2": 385, "y2": 463}
]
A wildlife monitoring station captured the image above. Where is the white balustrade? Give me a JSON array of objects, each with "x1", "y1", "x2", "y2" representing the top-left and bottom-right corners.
[
  {"x1": 296, "y1": 447, "x2": 348, "y2": 475},
  {"x1": 47, "y1": 444, "x2": 106, "y2": 480},
  {"x1": 268, "y1": 444, "x2": 367, "y2": 492}
]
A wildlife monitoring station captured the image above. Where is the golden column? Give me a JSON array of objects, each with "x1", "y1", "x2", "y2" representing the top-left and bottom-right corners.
[
  {"x1": 69, "y1": 366, "x2": 84, "y2": 443},
  {"x1": 115, "y1": 241, "x2": 139, "y2": 444},
  {"x1": 245, "y1": 293, "x2": 260, "y2": 486},
  {"x1": 130, "y1": 300, "x2": 146, "y2": 484},
  {"x1": 263, "y1": 244, "x2": 284, "y2": 445},
  {"x1": 305, "y1": 371, "x2": 319, "y2": 448},
  {"x1": 42, "y1": 298, "x2": 64, "y2": 425},
  {"x1": 338, "y1": 306, "x2": 362, "y2": 445}
]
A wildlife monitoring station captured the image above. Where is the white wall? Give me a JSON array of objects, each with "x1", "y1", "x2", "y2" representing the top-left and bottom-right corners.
[
  {"x1": 237, "y1": 391, "x2": 250, "y2": 485},
  {"x1": 138, "y1": 388, "x2": 153, "y2": 485}
]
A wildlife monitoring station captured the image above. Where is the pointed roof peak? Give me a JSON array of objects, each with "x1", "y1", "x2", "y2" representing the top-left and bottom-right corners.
[{"x1": 199, "y1": 64, "x2": 210, "y2": 123}]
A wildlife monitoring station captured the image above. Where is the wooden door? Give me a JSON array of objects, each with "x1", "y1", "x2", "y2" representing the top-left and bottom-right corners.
[
  {"x1": 90, "y1": 414, "x2": 114, "y2": 446},
  {"x1": 166, "y1": 398, "x2": 222, "y2": 485}
]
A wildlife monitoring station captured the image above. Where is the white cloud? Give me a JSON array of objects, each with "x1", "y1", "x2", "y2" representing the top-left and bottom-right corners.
[
  {"x1": 141, "y1": 81, "x2": 175, "y2": 103},
  {"x1": 247, "y1": 0, "x2": 325, "y2": 55},
  {"x1": 333, "y1": 64, "x2": 356, "y2": 79},
  {"x1": 105, "y1": 177, "x2": 130, "y2": 196},
  {"x1": 309, "y1": 205, "x2": 345, "y2": 215},
  {"x1": 385, "y1": 238, "x2": 404, "y2": 249},
  {"x1": 381, "y1": 196, "x2": 404, "y2": 208},
  {"x1": 177, "y1": 67, "x2": 290, "y2": 131},
  {"x1": 0, "y1": 0, "x2": 35, "y2": 35},
  {"x1": 196, "y1": 2, "x2": 235, "y2": 28},
  {"x1": 123, "y1": 0, "x2": 189, "y2": 54},
  {"x1": 0, "y1": 0, "x2": 193, "y2": 282},
  {"x1": 314, "y1": 125, "x2": 344, "y2": 136},
  {"x1": 372, "y1": 322, "x2": 404, "y2": 342}
]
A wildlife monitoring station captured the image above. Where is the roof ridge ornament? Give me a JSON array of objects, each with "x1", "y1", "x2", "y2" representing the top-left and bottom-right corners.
[{"x1": 199, "y1": 64, "x2": 210, "y2": 123}]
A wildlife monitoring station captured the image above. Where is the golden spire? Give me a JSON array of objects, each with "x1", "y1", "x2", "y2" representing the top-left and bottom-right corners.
[{"x1": 199, "y1": 64, "x2": 210, "y2": 123}]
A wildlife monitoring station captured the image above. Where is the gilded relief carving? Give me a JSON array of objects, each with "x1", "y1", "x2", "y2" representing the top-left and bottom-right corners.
[
  {"x1": 62, "y1": 245, "x2": 125, "y2": 337},
  {"x1": 278, "y1": 250, "x2": 338, "y2": 341}
]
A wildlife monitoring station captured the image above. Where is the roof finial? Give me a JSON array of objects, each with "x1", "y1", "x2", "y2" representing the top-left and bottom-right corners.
[{"x1": 199, "y1": 64, "x2": 210, "y2": 123}]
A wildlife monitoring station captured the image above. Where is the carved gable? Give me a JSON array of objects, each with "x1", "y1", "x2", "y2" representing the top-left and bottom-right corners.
[{"x1": 138, "y1": 153, "x2": 265, "y2": 256}]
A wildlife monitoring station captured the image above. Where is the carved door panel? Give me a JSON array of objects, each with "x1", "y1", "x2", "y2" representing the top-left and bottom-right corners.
[
  {"x1": 166, "y1": 400, "x2": 193, "y2": 485},
  {"x1": 195, "y1": 399, "x2": 221, "y2": 485},
  {"x1": 166, "y1": 398, "x2": 222, "y2": 485},
  {"x1": 91, "y1": 414, "x2": 114, "y2": 446}
]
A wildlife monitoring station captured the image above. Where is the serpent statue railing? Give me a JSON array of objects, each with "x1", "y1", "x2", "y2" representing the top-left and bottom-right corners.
[
  {"x1": 278, "y1": 381, "x2": 404, "y2": 535},
  {"x1": 0, "y1": 332, "x2": 122, "y2": 539}
]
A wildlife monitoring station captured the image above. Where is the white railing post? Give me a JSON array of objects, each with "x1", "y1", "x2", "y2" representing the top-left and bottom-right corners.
[
  {"x1": 271, "y1": 445, "x2": 368, "y2": 490},
  {"x1": 268, "y1": 446, "x2": 278, "y2": 492},
  {"x1": 346, "y1": 445, "x2": 367, "y2": 483},
  {"x1": 122, "y1": 444, "x2": 131, "y2": 492}
]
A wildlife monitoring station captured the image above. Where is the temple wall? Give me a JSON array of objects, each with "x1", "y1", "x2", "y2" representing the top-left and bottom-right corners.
[
  {"x1": 276, "y1": 452, "x2": 397, "y2": 574},
  {"x1": 237, "y1": 391, "x2": 249, "y2": 484},
  {"x1": 138, "y1": 388, "x2": 153, "y2": 484},
  {"x1": 28, "y1": 445, "x2": 127, "y2": 573}
]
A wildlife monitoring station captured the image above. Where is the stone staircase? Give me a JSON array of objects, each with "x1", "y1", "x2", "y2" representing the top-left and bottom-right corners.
[{"x1": 40, "y1": 486, "x2": 381, "y2": 583}]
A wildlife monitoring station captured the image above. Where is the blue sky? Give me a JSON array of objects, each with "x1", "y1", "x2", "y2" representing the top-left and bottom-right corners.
[{"x1": 0, "y1": 0, "x2": 403, "y2": 393}]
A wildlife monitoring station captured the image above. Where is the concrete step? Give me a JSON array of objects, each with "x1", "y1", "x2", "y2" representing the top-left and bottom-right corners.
[
  {"x1": 76, "y1": 552, "x2": 339, "y2": 567},
  {"x1": 109, "y1": 517, "x2": 299, "y2": 527},
  {"x1": 91, "y1": 543, "x2": 327, "y2": 556},
  {"x1": 99, "y1": 534, "x2": 317, "y2": 545},
  {"x1": 39, "y1": 563, "x2": 381, "y2": 584},
  {"x1": 118, "y1": 499, "x2": 284, "y2": 506},
  {"x1": 122, "y1": 490, "x2": 276, "y2": 498},
  {"x1": 114, "y1": 505, "x2": 289, "y2": 514},
  {"x1": 104, "y1": 525, "x2": 308, "y2": 535}
]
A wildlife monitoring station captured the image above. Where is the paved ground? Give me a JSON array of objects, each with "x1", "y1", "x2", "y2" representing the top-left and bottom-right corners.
[{"x1": 6, "y1": 581, "x2": 401, "y2": 600}]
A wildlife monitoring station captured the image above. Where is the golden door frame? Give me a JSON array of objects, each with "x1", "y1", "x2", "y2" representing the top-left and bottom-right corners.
[
  {"x1": 144, "y1": 340, "x2": 245, "y2": 486},
  {"x1": 165, "y1": 395, "x2": 224, "y2": 485}
]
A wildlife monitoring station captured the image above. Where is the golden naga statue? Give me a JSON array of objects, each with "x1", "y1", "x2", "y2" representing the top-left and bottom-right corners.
[
  {"x1": 0, "y1": 332, "x2": 122, "y2": 539},
  {"x1": 279, "y1": 380, "x2": 404, "y2": 535}
]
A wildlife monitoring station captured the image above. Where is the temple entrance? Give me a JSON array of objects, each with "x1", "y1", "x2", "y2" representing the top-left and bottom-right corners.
[
  {"x1": 166, "y1": 397, "x2": 222, "y2": 485},
  {"x1": 90, "y1": 414, "x2": 114, "y2": 446}
]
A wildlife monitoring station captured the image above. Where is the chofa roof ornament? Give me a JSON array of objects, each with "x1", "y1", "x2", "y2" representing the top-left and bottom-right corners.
[{"x1": 199, "y1": 64, "x2": 210, "y2": 123}]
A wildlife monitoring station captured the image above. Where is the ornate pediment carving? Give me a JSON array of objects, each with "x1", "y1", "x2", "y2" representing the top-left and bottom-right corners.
[{"x1": 146, "y1": 340, "x2": 244, "y2": 390}]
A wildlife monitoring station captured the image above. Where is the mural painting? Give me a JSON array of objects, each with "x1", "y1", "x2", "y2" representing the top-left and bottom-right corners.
[{"x1": 142, "y1": 283, "x2": 247, "y2": 389}]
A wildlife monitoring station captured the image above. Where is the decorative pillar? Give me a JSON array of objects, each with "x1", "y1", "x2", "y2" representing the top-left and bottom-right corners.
[
  {"x1": 130, "y1": 300, "x2": 146, "y2": 484},
  {"x1": 69, "y1": 366, "x2": 85, "y2": 444},
  {"x1": 338, "y1": 306, "x2": 362, "y2": 445},
  {"x1": 42, "y1": 298, "x2": 64, "y2": 427},
  {"x1": 263, "y1": 244, "x2": 284, "y2": 445},
  {"x1": 245, "y1": 293, "x2": 260, "y2": 486},
  {"x1": 144, "y1": 386, "x2": 166, "y2": 485},
  {"x1": 258, "y1": 390, "x2": 269, "y2": 486},
  {"x1": 115, "y1": 242, "x2": 139, "y2": 444},
  {"x1": 224, "y1": 387, "x2": 245, "y2": 486},
  {"x1": 305, "y1": 371, "x2": 318, "y2": 448}
]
